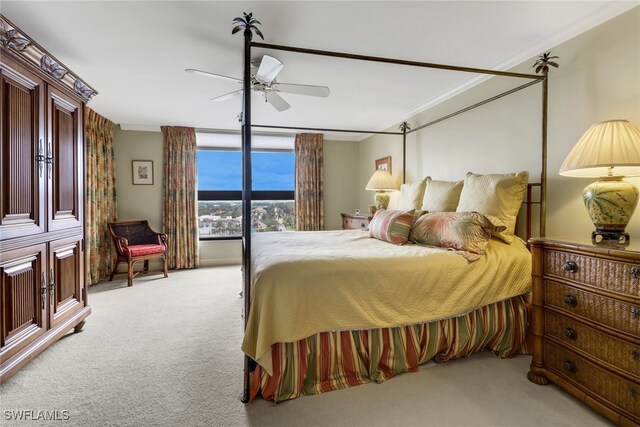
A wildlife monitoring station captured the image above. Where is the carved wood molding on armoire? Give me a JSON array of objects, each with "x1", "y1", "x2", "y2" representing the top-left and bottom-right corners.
[{"x1": 0, "y1": 15, "x2": 96, "y2": 383}]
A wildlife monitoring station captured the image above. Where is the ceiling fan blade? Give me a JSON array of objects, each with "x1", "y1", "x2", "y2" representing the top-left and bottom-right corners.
[
  {"x1": 255, "y1": 55, "x2": 284, "y2": 84},
  {"x1": 210, "y1": 89, "x2": 243, "y2": 102},
  {"x1": 185, "y1": 68, "x2": 242, "y2": 83},
  {"x1": 272, "y1": 83, "x2": 330, "y2": 97},
  {"x1": 264, "y1": 91, "x2": 290, "y2": 112}
]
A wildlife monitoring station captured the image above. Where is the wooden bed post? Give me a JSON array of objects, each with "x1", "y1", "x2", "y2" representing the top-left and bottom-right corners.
[{"x1": 233, "y1": 12, "x2": 262, "y2": 404}]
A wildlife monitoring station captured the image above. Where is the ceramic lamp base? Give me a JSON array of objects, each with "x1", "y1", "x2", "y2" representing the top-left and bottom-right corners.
[
  {"x1": 592, "y1": 230, "x2": 630, "y2": 246},
  {"x1": 583, "y1": 177, "x2": 638, "y2": 235},
  {"x1": 374, "y1": 191, "x2": 390, "y2": 210}
]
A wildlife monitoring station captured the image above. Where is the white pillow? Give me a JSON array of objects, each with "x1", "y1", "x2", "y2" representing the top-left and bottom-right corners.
[
  {"x1": 421, "y1": 177, "x2": 464, "y2": 212},
  {"x1": 456, "y1": 171, "x2": 529, "y2": 243},
  {"x1": 386, "y1": 191, "x2": 400, "y2": 210},
  {"x1": 397, "y1": 178, "x2": 427, "y2": 210}
]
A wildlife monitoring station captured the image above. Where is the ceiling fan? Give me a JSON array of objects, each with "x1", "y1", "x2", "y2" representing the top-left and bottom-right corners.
[{"x1": 186, "y1": 55, "x2": 330, "y2": 112}]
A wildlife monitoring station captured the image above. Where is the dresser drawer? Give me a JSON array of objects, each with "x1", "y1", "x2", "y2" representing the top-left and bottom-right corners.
[
  {"x1": 544, "y1": 340, "x2": 640, "y2": 419},
  {"x1": 545, "y1": 280, "x2": 640, "y2": 337},
  {"x1": 545, "y1": 310, "x2": 640, "y2": 378},
  {"x1": 544, "y1": 249, "x2": 640, "y2": 298},
  {"x1": 341, "y1": 214, "x2": 371, "y2": 230}
]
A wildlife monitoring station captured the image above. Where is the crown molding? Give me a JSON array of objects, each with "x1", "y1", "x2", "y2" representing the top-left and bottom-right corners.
[
  {"x1": 118, "y1": 124, "x2": 162, "y2": 132},
  {"x1": 378, "y1": 2, "x2": 639, "y2": 139},
  {"x1": 0, "y1": 14, "x2": 97, "y2": 101}
]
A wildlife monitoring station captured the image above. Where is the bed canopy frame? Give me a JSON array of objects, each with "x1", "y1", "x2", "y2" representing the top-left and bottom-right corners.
[{"x1": 232, "y1": 12, "x2": 552, "y2": 403}]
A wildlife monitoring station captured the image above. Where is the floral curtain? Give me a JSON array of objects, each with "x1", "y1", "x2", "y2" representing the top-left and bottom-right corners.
[
  {"x1": 85, "y1": 108, "x2": 117, "y2": 285},
  {"x1": 294, "y1": 133, "x2": 324, "y2": 231},
  {"x1": 161, "y1": 126, "x2": 199, "y2": 269}
]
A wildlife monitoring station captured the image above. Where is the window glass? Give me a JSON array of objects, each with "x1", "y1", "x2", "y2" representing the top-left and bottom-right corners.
[
  {"x1": 197, "y1": 150, "x2": 294, "y2": 191},
  {"x1": 196, "y1": 133, "x2": 296, "y2": 239}
]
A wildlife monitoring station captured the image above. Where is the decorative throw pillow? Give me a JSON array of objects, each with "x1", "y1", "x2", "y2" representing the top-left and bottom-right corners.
[
  {"x1": 456, "y1": 171, "x2": 529, "y2": 244},
  {"x1": 421, "y1": 177, "x2": 464, "y2": 212},
  {"x1": 409, "y1": 211, "x2": 503, "y2": 261},
  {"x1": 369, "y1": 209, "x2": 415, "y2": 245},
  {"x1": 397, "y1": 179, "x2": 427, "y2": 210}
]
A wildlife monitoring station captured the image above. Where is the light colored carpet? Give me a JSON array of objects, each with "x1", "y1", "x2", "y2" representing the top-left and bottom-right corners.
[{"x1": 1, "y1": 267, "x2": 612, "y2": 427}]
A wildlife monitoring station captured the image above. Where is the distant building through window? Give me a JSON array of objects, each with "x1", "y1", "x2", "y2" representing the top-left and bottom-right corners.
[{"x1": 196, "y1": 132, "x2": 295, "y2": 239}]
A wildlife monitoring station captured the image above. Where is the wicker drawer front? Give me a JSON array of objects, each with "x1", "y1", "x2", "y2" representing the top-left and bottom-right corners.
[
  {"x1": 545, "y1": 310, "x2": 640, "y2": 377},
  {"x1": 544, "y1": 280, "x2": 640, "y2": 337},
  {"x1": 544, "y1": 249, "x2": 640, "y2": 297},
  {"x1": 544, "y1": 340, "x2": 640, "y2": 418}
]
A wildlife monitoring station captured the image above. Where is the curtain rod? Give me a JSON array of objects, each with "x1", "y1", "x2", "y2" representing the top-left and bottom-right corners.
[
  {"x1": 252, "y1": 42, "x2": 544, "y2": 81},
  {"x1": 252, "y1": 124, "x2": 403, "y2": 136},
  {"x1": 407, "y1": 79, "x2": 542, "y2": 134}
]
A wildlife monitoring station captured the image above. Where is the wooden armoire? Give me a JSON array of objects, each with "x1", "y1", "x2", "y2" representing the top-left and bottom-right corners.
[{"x1": 0, "y1": 15, "x2": 96, "y2": 383}]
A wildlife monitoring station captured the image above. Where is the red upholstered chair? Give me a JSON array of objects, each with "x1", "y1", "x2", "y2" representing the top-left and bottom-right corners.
[{"x1": 107, "y1": 220, "x2": 168, "y2": 287}]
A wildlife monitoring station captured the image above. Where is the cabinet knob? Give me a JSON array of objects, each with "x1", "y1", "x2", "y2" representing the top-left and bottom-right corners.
[
  {"x1": 632, "y1": 307, "x2": 640, "y2": 319},
  {"x1": 632, "y1": 350, "x2": 640, "y2": 360},
  {"x1": 564, "y1": 327, "x2": 577, "y2": 340},
  {"x1": 563, "y1": 260, "x2": 577, "y2": 273},
  {"x1": 631, "y1": 387, "x2": 639, "y2": 398},
  {"x1": 632, "y1": 266, "x2": 640, "y2": 279},
  {"x1": 563, "y1": 360, "x2": 577, "y2": 373},
  {"x1": 564, "y1": 294, "x2": 578, "y2": 307}
]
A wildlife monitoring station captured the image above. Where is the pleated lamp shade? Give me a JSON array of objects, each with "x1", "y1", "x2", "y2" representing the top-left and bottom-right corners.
[
  {"x1": 559, "y1": 120, "x2": 640, "y2": 178},
  {"x1": 365, "y1": 170, "x2": 397, "y2": 191},
  {"x1": 559, "y1": 119, "x2": 640, "y2": 244}
]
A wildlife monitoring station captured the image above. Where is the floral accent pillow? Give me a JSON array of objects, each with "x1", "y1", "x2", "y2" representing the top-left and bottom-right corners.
[
  {"x1": 369, "y1": 209, "x2": 415, "y2": 245},
  {"x1": 409, "y1": 211, "x2": 504, "y2": 261}
]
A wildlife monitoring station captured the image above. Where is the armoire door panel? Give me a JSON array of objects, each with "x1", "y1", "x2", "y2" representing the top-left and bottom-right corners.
[
  {"x1": 0, "y1": 59, "x2": 45, "y2": 241},
  {"x1": 47, "y1": 88, "x2": 82, "y2": 231},
  {"x1": 0, "y1": 244, "x2": 47, "y2": 361},
  {"x1": 48, "y1": 237, "x2": 83, "y2": 328}
]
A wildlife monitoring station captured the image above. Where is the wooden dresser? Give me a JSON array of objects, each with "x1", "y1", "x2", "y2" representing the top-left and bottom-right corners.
[
  {"x1": 527, "y1": 238, "x2": 640, "y2": 426},
  {"x1": 0, "y1": 15, "x2": 96, "y2": 383},
  {"x1": 341, "y1": 213, "x2": 373, "y2": 230}
]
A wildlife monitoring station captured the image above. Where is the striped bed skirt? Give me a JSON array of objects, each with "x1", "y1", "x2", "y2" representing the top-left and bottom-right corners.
[{"x1": 250, "y1": 295, "x2": 530, "y2": 402}]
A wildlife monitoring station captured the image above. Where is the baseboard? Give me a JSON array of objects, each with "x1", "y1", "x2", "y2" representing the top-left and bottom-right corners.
[{"x1": 199, "y1": 258, "x2": 242, "y2": 267}]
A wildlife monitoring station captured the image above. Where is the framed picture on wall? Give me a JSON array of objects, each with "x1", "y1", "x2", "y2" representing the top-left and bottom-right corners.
[
  {"x1": 132, "y1": 160, "x2": 154, "y2": 185},
  {"x1": 375, "y1": 156, "x2": 392, "y2": 174}
]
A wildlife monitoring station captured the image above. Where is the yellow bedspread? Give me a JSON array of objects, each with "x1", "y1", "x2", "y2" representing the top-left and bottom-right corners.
[{"x1": 242, "y1": 230, "x2": 532, "y2": 375}]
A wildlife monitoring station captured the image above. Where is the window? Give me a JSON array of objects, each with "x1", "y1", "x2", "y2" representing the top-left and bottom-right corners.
[{"x1": 197, "y1": 133, "x2": 295, "y2": 239}]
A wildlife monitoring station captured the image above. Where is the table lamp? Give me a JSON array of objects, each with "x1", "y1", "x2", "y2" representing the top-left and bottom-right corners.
[
  {"x1": 365, "y1": 170, "x2": 397, "y2": 210},
  {"x1": 559, "y1": 119, "x2": 640, "y2": 244}
]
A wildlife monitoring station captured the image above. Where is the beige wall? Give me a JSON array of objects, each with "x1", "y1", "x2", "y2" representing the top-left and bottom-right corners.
[
  {"x1": 323, "y1": 140, "x2": 361, "y2": 229},
  {"x1": 358, "y1": 7, "x2": 640, "y2": 239},
  {"x1": 113, "y1": 127, "x2": 164, "y2": 230},
  {"x1": 112, "y1": 128, "x2": 360, "y2": 263}
]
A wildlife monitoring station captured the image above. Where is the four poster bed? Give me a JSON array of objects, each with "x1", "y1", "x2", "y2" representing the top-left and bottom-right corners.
[{"x1": 232, "y1": 13, "x2": 551, "y2": 403}]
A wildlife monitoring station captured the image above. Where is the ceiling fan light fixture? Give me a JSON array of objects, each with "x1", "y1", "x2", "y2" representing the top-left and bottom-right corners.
[{"x1": 189, "y1": 55, "x2": 328, "y2": 112}]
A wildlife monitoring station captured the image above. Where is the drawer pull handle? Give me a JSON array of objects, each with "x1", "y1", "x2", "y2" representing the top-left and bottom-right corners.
[
  {"x1": 564, "y1": 295, "x2": 578, "y2": 307},
  {"x1": 632, "y1": 266, "x2": 640, "y2": 279},
  {"x1": 563, "y1": 260, "x2": 577, "y2": 273},
  {"x1": 631, "y1": 388, "x2": 639, "y2": 398},
  {"x1": 632, "y1": 350, "x2": 640, "y2": 360},
  {"x1": 563, "y1": 360, "x2": 577, "y2": 373},
  {"x1": 632, "y1": 307, "x2": 640, "y2": 319},
  {"x1": 564, "y1": 327, "x2": 577, "y2": 340}
]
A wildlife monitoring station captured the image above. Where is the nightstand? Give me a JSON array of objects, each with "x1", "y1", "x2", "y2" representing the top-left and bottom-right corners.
[
  {"x1": 341, "y1": 213, "x2": 373, "y2": 230},
  {"x1": 527, "y1": 237, "x2": 640, "y2": 426}
]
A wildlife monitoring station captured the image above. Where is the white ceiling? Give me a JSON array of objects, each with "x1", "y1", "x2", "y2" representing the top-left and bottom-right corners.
[{"x1": 2, "y1": 1, "x2": 636, "y2": 140}]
